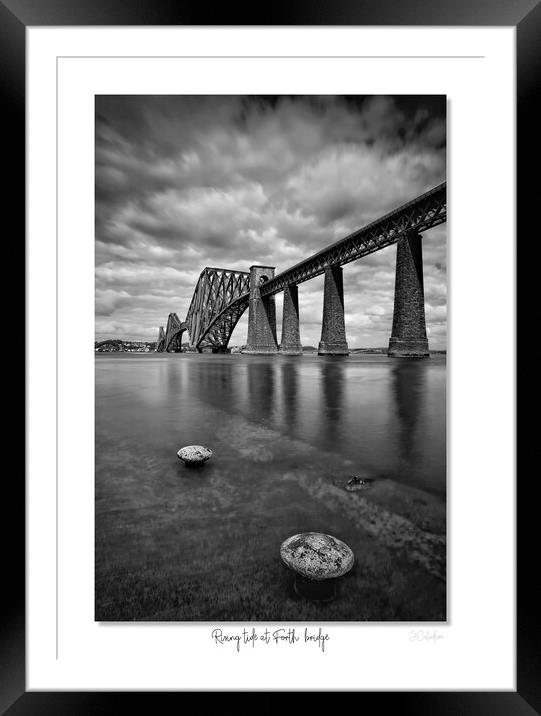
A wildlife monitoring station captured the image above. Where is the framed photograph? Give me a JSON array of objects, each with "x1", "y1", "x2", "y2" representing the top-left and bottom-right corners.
[{"x1": 13, "y1": 0, "x2": 532, "y2": 708}]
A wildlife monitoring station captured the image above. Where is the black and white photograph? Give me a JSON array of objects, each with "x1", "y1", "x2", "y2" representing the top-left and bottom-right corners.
[{"x1": 95, "y1": 94, "x2": 447, "y2": 622}]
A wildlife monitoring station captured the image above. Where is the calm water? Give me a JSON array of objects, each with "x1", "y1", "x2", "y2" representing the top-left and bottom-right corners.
[
  {"x1": 95, "y1": 353, "x2": 446, "y2": 621},
  {"x1": 96, "y1": 353, "x2": 445, "y2": 495}
]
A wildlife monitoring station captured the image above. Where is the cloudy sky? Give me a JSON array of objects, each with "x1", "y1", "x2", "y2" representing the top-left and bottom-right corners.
[{"x1": 95, "y1": 95, "x2": 446, "y2": 348}]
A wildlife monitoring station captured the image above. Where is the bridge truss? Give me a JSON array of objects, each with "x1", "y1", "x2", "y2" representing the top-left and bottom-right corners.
[
  {"x1": 184, "y1": 268, "x2": 250, "y2": 350},
  {"x1": 260, "y1": 182, "x2": 446, "y2": 297},
  {"x1": 155, "y1": 268, "x2": 249, "y2": 352},
  {"x1": 155, "y1": 182, "x2": 446, "y2": 352},
  {"x1": 162, "y1": 312, "x2": 186, "y2": 352},
  {"x1": 156, "y1": 326, "x2": 166, "y2": 352}
]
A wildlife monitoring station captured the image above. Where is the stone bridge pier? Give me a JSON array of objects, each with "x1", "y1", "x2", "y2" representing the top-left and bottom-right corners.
[
  {"x1": 318, "y1": 265, "x2": 349, "y2": 356},
  {"x1": 388, "y1": 231, "x2": 429, "y2": 357},
  {"x1": 243, "y1": 265, "x2": 278, "y2": 354},
  {"x1": 279, "y1": 284, "x2": 303, "y2": 355}
]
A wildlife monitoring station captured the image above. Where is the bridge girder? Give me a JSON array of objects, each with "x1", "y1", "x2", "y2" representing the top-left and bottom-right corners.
[
  {"x1": 161, "y1": 312, "x2": 186, "y2": 352},
  {"x1": 195, "y1": 294, "x2": 249, "y2": 351},
  {"x1": 260, "y1": 182, "x2": 446, "y2": 297},
  {"x1": 155, "y1": 182, "x2": 446, "y2": 353},
  {"x1": 155, "y1": 326, "x2": 166, "y2": 352},
  {"x1": 184, "y1": 268, "x2": 250, "y2": 350}
]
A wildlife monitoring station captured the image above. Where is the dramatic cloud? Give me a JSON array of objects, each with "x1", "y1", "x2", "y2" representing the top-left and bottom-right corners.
[{"x1": 96, "y1": 95, "x2": 446, "y2": 348}]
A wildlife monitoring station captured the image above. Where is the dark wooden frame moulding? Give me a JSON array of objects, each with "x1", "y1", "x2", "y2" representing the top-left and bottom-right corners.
[{"x1": 8, "y1": 0, "x2": 534, "y2": 711}]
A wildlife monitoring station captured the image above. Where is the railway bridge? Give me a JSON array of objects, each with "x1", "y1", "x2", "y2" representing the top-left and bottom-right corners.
[{"x1": 155, "y1": 182, "x2": 446, "y2": 357}]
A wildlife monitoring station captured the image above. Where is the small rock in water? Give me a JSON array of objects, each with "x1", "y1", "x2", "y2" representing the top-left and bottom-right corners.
[
  {"x1": 177, "y1": 445, "x2": 213, "y2": 466},
  {"x1": 345, "y1": 476, "x2": 373, "y2": 492},
  {"x1": 332, "y1": 475, "x2": 374, "y2": 492}
]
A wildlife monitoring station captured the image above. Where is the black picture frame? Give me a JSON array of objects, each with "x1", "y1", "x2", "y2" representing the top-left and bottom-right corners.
[{"x1": 9, "y1": 0, "x2": 534, "y2": 710}]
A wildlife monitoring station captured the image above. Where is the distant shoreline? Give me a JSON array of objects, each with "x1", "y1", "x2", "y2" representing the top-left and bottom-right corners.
[{"x1": 95, "y1": 339, "x2": 446, "y2": 355}]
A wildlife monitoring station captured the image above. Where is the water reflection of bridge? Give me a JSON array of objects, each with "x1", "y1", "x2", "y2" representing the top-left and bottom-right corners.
[
  {"x1": 156, "y1": 182, "x2": 446, "y2": 358},
  {"x1": 157, "y1": 355, "x2": 437, "y2": 488}
]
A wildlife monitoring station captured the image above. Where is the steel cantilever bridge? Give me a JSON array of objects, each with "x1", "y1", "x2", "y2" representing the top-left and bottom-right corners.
[{"x1": 156, "y1": 181, "x2": 446, "y2": 357}]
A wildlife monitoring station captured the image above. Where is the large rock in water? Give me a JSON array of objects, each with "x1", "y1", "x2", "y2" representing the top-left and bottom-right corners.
[
  {"x1": 280, "y1": 532, "x2": 354, "y2": 581},
  {"x1": 177, "y1": 445, "x2": 213, "y2": 466}
]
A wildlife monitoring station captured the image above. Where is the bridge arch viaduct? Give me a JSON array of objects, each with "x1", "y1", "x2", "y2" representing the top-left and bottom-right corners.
[{"x1": 155, "y1": 182, "x2": 446, "y2": 357}]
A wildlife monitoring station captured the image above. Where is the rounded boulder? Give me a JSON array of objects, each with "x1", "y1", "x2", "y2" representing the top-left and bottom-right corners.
[
  {"x1": 177, "y1": 445, "x2": 213, "y2": 466},
  {"x1": 280, "y1": 532, "x2": 354, "y2": 581}
]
